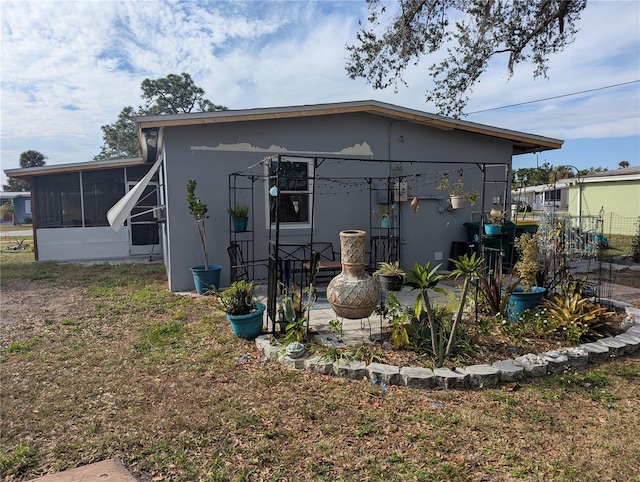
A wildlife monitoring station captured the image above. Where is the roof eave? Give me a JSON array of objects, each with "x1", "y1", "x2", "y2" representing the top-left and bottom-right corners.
[
  {"x1": 5, "y1": 158, "x2": 145, "y2": 180},
  {"x1": 136, "y1": 100, "x2": 563, "y2": 156}
]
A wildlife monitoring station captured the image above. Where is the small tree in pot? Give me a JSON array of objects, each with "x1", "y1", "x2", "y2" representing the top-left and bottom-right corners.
[{"x1": 187, "y1": 179, "x2": 222, "y2": 294}]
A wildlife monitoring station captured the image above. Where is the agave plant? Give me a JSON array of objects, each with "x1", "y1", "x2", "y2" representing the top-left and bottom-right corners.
[{"x1": 544, "y1": 293, "x2": 620, "y2": 341}]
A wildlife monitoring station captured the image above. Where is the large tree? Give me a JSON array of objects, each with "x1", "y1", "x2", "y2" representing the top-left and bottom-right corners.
[
  {"x1": 94, "y1": 73, "x2": 226, "y2": 160},
  {"x1": 346, "y1": 0, "x2": 588, "y2": 117},
  {"x1": 2, "y1": 150, "x2": 47, "y2": 191}
]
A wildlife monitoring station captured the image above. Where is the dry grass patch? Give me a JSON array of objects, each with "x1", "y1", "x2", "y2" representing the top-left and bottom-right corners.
[{"x1": 2, "y1": 254, "x2": 640, "y2": 481}]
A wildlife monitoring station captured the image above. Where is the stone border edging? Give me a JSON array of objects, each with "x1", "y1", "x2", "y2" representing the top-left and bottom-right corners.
[{"x1": 255, "y1": 306, "x2": 639, "y2": 390}]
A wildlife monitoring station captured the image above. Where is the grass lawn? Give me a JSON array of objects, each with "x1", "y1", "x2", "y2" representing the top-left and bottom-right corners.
[
  {"x1": 1, "y1": 251, "x2": 639, "y2": 481},
  {"x1": 0, "y1": 223, "x2": 32, "y2": 232}
]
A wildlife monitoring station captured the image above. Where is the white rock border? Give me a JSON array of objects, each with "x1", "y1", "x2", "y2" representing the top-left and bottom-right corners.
[{"x1": 255, "y1": 306, "x2": 640, "y2": 390}]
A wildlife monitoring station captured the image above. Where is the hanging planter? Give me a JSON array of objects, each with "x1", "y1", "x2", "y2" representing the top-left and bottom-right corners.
[{"x1": 450, "y1": 195, "x2": 467, "y2": 210}]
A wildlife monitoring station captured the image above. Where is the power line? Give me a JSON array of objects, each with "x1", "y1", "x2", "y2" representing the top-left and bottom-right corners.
[{"x1": 466, "y1": 80, "x2": 640, "y2": 115}]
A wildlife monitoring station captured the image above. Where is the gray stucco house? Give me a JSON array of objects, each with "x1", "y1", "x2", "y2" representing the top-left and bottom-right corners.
[{"x1": 6, "y1": 100, "x2": 562, "y2": 292}]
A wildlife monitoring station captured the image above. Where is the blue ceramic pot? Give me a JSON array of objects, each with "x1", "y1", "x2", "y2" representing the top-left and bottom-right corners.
[
  {"x1": 190, "y1": 265, "x2": 222, "y2": 294},
  {"x1": 226, "y1": 302, "x2": 266, "y2": 339},
  {"x1": 484, "y1": 224, "x2": 502, "y2": 236},
  {"x1": 232, "y1": 216, "x2": 249, "y2": 232},
  {"x1": 507, "y1": 286, "x2": 546, "y2": 321}
]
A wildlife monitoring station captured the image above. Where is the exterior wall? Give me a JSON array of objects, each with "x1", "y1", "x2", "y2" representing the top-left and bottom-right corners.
[
  {"x1": 0, "y1": 194, "x2": 31, "y2": 224},
  {"x1": 36, "y1": 227, "x2": 130, "y2": 261},
  {"x1": 569, "y1": 181, "x2": 640, "y2": 221},
  {"x1": 162, "y1": 112, "x2": 514, "y2": 291}
]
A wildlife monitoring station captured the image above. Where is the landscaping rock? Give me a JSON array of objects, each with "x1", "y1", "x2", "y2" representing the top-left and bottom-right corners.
[
  {"x1": 433, "y1": 367, "x2": 469, "y2": 389},
  {"x1": 596, "y1": 337, "x2": 627, "y2": 356},
  {"x1": 580, "y1": 342, "x2": 610, "y2": 362},
  {"x1": 558, "y1": 346, "x2": 589, "y2": 367},
  {"x1": 367, "y1": 363, "x2": 401, "y2": 385},
  {"x1": 614, "y1": 333, "x2": 640, "y2": 353},
  {"x1": 513, "y1": 354, "x2": 547, "y2": 378},
  {"x1": 334, "y1": 359, "x2": 367, "y2": 380},
  {"x1": 492, "y1": 360, "x2": 524, "y2": 382},
  {"x1": 304, "y1": 356, "x2": 334, "y2": 375},
  {"x1": 399, "y1": 366, "x2": 435, "y2": 389},
  {"x1": 539, "y1": 350, "x2": 569, "y2": 374},
  {"x1": 254, "y1": 334, "x2": 272, "y2": 353},
  {"x1": 262, "y1": 344, "x2": 281, "y2": 361},
  {"x1": 279, "y1": 354, "x2": 308, "y2": 369},
  {"x1": 465, "y1": 364, "x2": 500, "y2": 387}
]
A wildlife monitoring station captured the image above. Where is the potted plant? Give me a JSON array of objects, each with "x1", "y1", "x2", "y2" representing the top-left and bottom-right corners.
[
  {"x1": 373, "y1": 261, "x2": 405, "y2": 291},
  {"x1": 216, "y1": 280, "x2": 265, "y2": 339},
  {"x1": 227, "y1": 203, "x2": 250, "y2": 232},
  {"x1": 508, "y1": 232, "x2": 546, "y2": 321},
  {"x1": 484, "y1": 208, "x2": 505, "y2": 236},
  {"x1": 436, "y1": 177, "x2": 478, "y2": 209},
  {"x1": 187, "y1": 179, "x2": 222, "y2": 294}
]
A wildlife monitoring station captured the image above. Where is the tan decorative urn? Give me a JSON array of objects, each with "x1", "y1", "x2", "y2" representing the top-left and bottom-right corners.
[{"x1": 327, "y1": 230, "x2": 381, "y2": 319}]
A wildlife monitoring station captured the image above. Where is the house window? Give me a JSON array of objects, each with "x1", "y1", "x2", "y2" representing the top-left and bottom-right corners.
[
  {"x1": 544, "y1": 189, "x2": 561, "y2": 202},
  {"x1": 35, "y1": 173, "x2": 82, "y2": 227},
  {"x1": 82, "y1": 169, "x2": 125, "y2": 227},
  {"x1": 268, "y1": 158, "x2": 313, "y2": 226},
  {"x1": 24, "y1": 200, "x2": 31, "y2": 215}
]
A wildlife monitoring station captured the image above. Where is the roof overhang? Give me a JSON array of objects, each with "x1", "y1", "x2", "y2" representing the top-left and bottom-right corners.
[
  {"x1": 5, "y1": 158, "x2": 145, "y2": 181},
  {"x1": 136, "y1": 100, "x2": 563, "y2": 156}
]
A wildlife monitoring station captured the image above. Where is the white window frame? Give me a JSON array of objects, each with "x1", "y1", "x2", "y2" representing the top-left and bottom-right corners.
[{"x1": 265, "y1": 157, "x2": 313, "y2": 229}]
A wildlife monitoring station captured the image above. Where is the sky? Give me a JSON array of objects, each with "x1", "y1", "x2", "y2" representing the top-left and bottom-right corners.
[{"x1": 1, "y1": 0, "x2": 639, "y2": 187}]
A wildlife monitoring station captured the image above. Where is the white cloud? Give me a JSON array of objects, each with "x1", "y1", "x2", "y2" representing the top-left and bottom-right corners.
[{"x1": 1, "y1": 0, "x2": 639, "y2": 186}]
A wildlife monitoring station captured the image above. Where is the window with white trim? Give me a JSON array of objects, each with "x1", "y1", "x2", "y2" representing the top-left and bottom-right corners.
[{"x1": 267, "y1": 158, "x2": 313, "y2": 227}]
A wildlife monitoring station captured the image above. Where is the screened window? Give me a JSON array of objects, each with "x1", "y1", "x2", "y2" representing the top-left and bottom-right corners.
[
  {"x1": 35, "y1": 173, "x2": 82, "y2": 228},
  {"x1": 268, "y1": 158, "x2": 312, "y2": 226},
  {"x1": 82, "y1": 169, "x2": 125, "y2": 227}
]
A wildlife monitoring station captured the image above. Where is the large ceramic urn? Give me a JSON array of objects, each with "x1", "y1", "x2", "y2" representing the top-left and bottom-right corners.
[{"x1": 327, "y1": 230, "x2": 381, "y2": 319}]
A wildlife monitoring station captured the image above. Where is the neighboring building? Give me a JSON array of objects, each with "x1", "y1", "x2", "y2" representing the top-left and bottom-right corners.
[
  {"x1": 0, "y1": 191, "x2": 32, "y2": 225},
  {"x1": 4, "y1": 158, "x2": 161, "y2": 261},
  {"x1": 565, "y1": 166, "x2": 640, "y2": 221},
  {"x1": 6, "y1": 100, "x2": 563, "y2": 291},
  {"x1": 511, "y1": 166, "x2": 640, "y2": 221},
  {"x1": 511, "y1": 180, "x2": 571, "y2": 212}
]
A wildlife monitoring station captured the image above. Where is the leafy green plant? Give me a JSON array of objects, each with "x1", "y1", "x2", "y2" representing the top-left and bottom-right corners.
[
  {"x1": 227, "y1": 203, "x2": 249, "y2": 218},
  {"x1": 381, "y1": 292, "x2": 410, "y2": 349},
  {"x1": 513, "y1": 232, "x2": 541, "y2": 291},
  {"x1": 404, "y1": 261, "x2": 448, "y2": 366},
  {"x1": 186, "y1": 179, "x2": 209, "y2": 267},
  {"x1": 328, "y1": 318, "x2": 343, "y2": 342},
  {"x1": 447, "y1": 253, "x2": 483, "y2": 356},
  {"x1": 373, "y1": 261, "x2": 406, "y2": 278},
  {"x1": 544, "y1": 293, "x2": 621, "y2": 342},
  {"x1": 632, "y1": 217, "x2": 640, "y2": 263},
  {"x1": 215, "y1": 280, "x2": 257, "y2": 316},
  {"x1": 284, "y1": 316, "x2": 306, "y2": 344},
  {"x1": 0, "y1": 441, "x2": 39, "y2": 478}
]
